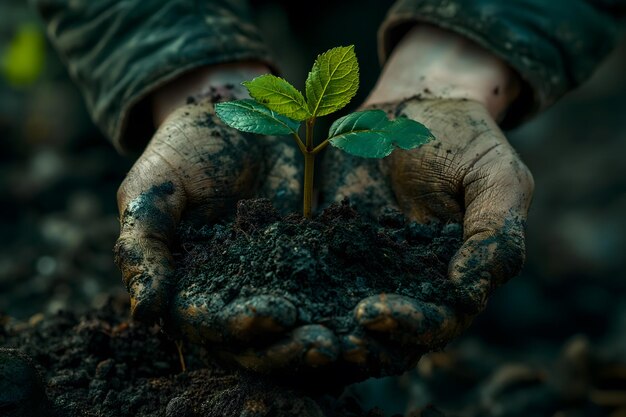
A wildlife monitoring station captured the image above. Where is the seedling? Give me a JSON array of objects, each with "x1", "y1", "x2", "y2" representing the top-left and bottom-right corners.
[{"x1": 215, "y1": 45, "x2": 434, "y2": 218}]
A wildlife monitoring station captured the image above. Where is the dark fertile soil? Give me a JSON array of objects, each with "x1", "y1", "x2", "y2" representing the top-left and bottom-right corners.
[
  {"x1": 0, "y1": 299, "x2": 386, "y2": 417},
  {"x1": 172, "y1": 198, "x2": 462, "y2": 344}
]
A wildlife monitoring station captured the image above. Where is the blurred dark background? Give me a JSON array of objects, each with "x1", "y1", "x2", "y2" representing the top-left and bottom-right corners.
[
  {"x1": 1, "y1": 1, "x2": 625, "y2": 416},
  {"x1": 0, "y1": 1, "x2": 132, "y2": 318}
]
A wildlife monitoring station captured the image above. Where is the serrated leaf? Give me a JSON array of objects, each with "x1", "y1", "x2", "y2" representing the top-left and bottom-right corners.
[
  {"x1": 328, "y1": 110, "x2": 434, "y2": 158},
  {"x1": 328, "y1": 110, "x2": 393, "y2": 157},
  {"x1": 242, "y1": 74, "x2": 310, "y2": 121},
  {"x1": 305, "y1": 45, "x2": 359, "y2": 117},
  {"x1": 383, "y1": 117, "x2": 434, "y2": 150},
  {"x1": 215, "y1": 99, "x2": 300, "y2": 136}
]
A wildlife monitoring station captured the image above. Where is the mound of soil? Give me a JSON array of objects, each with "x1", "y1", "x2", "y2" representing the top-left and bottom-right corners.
[
  {"x1": 174, "y1": 199, "x2": 462, "y2": 333},
  {"x1": 171, "y1": 199, "x2": 463, "y2": 377},
  {"x1": 0, "y1": 299, "x2": 384, "y2": 417}
]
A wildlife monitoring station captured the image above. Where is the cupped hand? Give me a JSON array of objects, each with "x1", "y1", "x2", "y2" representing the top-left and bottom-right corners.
[
  {"x1": 318, "y1": 23, "x2": 537, "y2": 376},
  {"x1": 115, "y1": 97, "x2": 260, "y2": 321},
  {"x1": 387, "y1": 97, "x2": 533, "y2": 313},
  {"x1": 114, "y1": 70, "x2": 340, "y2": 372},
  {"x1": 323, "y1": 97, "x2": 534, "y2": 375}
]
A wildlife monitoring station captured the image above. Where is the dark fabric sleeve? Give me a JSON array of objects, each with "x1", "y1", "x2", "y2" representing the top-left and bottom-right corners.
[
  {"x1": 30, "y1": 0, "x2": 273, "y2": 153},
  {"x1": 379, "y1": 0, "x2": 626, "y2": 127}
]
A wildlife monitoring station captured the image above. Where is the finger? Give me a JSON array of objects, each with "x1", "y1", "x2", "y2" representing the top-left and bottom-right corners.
[
  {"x1": 115, "y1": 157, "x2": 186, "y2": 323},
  {"x1": 449, "y1": 150, "x2": 534, "y2": 314},
  {"x1": 221, "y1": 295, "x2": 297, "y2": 342},
  {"x1": 170, "y1": 293, "x2": 297, "y2": 344},
  {"x1": 340, "y1": 331, "x2": 422, "y2": 377},
  {"x1": 354, "y1": 294, "x2": 460, "y2": 348},
  {"x1": 226, "y1": 324, "x2": 340, "y2": 373}
]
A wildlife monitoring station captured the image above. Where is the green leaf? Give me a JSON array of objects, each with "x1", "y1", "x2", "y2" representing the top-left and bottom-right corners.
[
  {"x1": 215, "y1": 99, "x2": 300, "y2": 136},
  {"x1": 328, "y1": 110, "x2": 392, "y2": 157},
  {"x1": 328, "y1": 110, "x2": 434, "y2": 158},
  {"x1": 242, "y1": 74, "x2": 310, "y2": 121},
  {"x1": 383, "y1": 117, "x2": 434, "y2": 150},
  {"x1": 305, "y1": 45, "x2": 359, "y2": 117}
]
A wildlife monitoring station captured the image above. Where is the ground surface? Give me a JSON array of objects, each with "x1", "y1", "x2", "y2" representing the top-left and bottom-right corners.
[{"x1": 1, "y1": 298, "x2": 388, "y2": 417}]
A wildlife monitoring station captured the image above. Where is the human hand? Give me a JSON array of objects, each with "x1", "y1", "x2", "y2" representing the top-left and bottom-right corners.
[
  {"x1": 322, "y1": 25, "x2": 534, "y2": 375},
  {"x1": 114, "y1": 64, "x2": 340, "y2": 372}
]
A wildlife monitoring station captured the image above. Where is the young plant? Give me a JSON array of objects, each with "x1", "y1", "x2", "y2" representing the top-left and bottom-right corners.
[{"x1": 215, "y1": 45, "x2": 434, "y2": 219}]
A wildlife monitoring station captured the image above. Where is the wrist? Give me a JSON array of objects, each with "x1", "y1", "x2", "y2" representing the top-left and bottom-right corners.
[
  {"x1": 366, "y1": 25, "x2": 521, "y2": 121},
  {"x1": 151, "y1": 62, "x2": 271, "y2": 126}
]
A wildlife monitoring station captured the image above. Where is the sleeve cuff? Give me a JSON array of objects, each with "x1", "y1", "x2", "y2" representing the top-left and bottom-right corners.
[
  {"x1": 378, "y1": 0, "x2": 619, "y2": 128},
  {"x1": 35, "y1": 0, "x2": 274, "y2": 153}
]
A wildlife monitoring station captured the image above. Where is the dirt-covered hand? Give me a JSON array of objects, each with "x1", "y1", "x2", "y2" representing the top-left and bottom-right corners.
[
  {"x1": 114, "y1": 97, "x2": 259, "y2": 321},
  {"x1": 322, "y1": 97, "x2": 533, "y2": 373},
  {"x1": 113, "y1": 66, "x2": 338, "y2": 373},
  {"x1": 390, "y1": 97, "x2": 533, "y2": 311},
  {"x1": 321, "y1": 24, "x2": 534, "y2": 374}
]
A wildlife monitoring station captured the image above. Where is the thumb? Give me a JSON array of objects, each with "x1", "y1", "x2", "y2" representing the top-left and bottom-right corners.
[
  {"x1": 114, "y1": 154, "x2": 186, "y2": 323},
  {"x1": 449, "y1": 151, "x2": 534, "y2": 314}
]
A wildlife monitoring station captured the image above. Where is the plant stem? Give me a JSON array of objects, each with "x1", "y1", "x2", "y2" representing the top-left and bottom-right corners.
[
  {"x1": 312, "y1": 138, "x2": 329, "y2": 155},
  {"x1": 302, "y1": 118, "x2": 316, "y2": 219},
  {"x1": 305, "y1": 119, "x2": 315, "y2": 148},
  {"x1": 303, "y1": 152, "x2": 315, "y2": 219},
  {"x1": 292, "y1": 133, "x2": 306, "y2": 154}
]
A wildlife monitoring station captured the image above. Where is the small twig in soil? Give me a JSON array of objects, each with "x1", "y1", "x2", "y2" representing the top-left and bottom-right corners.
[{"x1": 175, "y1": 340, "x2": 187, "y2": 373}]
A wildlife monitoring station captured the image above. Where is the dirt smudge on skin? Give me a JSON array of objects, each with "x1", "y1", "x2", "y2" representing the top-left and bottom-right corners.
[{"x1": 120, "y1": 181, "x2": 176, "y2": 235}]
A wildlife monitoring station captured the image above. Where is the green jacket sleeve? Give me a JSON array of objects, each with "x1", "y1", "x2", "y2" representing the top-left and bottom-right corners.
[
  {"x1": 31, "y1": 0, "x2": 272, "y2": 153},
  {"x1": 379, "y1": 0, "x2": 626, "y2": 127}
]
